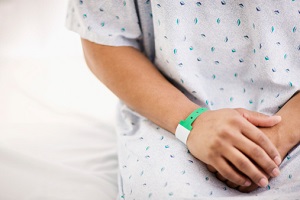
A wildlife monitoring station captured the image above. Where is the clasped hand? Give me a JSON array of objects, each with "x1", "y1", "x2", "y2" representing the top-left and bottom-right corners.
[{"x1": 186, "y1": 108, "x2": 282, "y2": 190}]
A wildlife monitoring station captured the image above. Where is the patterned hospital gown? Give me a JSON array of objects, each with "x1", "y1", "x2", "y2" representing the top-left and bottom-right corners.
[{"x1": 65, "y1": 0, "x2": 300, "y2": 199}]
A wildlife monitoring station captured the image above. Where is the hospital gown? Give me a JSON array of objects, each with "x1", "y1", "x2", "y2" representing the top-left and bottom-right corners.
[{"x1": 65, "y1": 0, "x2": 300, "y2": 199}]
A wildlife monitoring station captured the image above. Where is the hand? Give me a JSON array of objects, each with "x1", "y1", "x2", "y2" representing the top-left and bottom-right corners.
[
  {"x1": 207, "y1": 114, "x2": 290, "y2": 193},
  {"x1": 187, "y1": 108, "x2": 282, "y2": 188},
  {"x1": 206, "y1": 127, "x2": 283, "y2": 192},
  {"x1": 237, "y1": 125, "x2": 292, "y2": 192},
  {"x1": 206, "y1": 93, "x2": 300, "y2": 192}
]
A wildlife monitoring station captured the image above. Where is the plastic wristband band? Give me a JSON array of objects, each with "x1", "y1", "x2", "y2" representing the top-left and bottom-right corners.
[{"x1": 175, "y1": 107, "x2": 208, "y2": 145}]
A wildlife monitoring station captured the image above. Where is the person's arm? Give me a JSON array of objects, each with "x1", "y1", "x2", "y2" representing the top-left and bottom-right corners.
[
  {"x1": 265, "y1": 92, "x2": 300, "y2": 158},
  {"x1": 208, "y1": 92, "x2": 300, "y2": 192},
  {"x1": 81, "y1": 38, "x2": 281, "y2": 188},
  {"x1": 81, "y1": 38, "x2": 198, "y2": 134},
  {"x1": 238, "y1": 92, "x2": 300, "y2": 192}
]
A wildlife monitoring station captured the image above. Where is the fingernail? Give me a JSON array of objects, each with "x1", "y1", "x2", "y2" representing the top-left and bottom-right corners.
[
  {"x1": 271, "y1": 167, "x2": 280, "y2": 177},
  {"x1": 258, "y1": 178, "x2": 268, "y2": 187},
  {"x1": 243, "y1": 180, "x2": 252, "y2": 186},
  {"x1": 274, "y1": 156, "x2": 281, "y2": 166},
  {"x1": 273, "y1": 115, "x2": 281, "y2": 122}
]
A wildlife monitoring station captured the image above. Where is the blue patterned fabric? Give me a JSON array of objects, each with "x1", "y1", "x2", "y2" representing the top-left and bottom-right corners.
[{"x1": 65, "y1": 1, "x2": 300, "y2": 199}]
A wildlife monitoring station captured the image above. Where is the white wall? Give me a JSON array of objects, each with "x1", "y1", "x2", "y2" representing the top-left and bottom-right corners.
[
  {"x1": 0, "y1": 0, "x2": 118, "y2": 125},
  {"x1": 0, "y1": 0, "x2": 80, "y2": 58}
]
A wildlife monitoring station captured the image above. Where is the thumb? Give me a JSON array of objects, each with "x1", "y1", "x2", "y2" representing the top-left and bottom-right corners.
[{"x1": 242, "y1": 110, "x2": 281, "y2": 127}]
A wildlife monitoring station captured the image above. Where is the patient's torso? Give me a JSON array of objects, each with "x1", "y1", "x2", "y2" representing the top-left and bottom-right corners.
[{"x1": 142, "y1": 0, "x2": 300, "y2": 114}]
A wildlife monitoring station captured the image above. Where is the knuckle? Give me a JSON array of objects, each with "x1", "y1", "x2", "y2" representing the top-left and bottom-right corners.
[
  {"x1": 219, "y1": 127, "x2": 233, "y2": 138},
  {"x1": 255, "y1": 132, "x2": 266, "y2": 143},
  {"x1": 207, "y1": 150, "x2": 217, "y2": 159},
  {"x1": 221, "y1": 172, "x2": 231, "y2": 181},
  {"x1": 236, "y1": 159, "x2": 249, "y2": 170},
  {"x1": 230, "y1": 115, "x2": 242, "y2": 125},
  {"x1": 251, "y1": 146, "x2": 263, "y2": 158},
  {"x1": 262, "y1": 160, "x2": 277, "y2": 174},
  {"x1": 234, "y1": 108, "x2": 245, "y2": 114},
  {"x1": 219, "y1": 168, "x2": 231, "y2": 179},
  {"x1": 258, "y1": 162, "x2": 275, "y2": 175},
  {"x1": 210, "y1": 137, "x2": 223, "y2": 149}
]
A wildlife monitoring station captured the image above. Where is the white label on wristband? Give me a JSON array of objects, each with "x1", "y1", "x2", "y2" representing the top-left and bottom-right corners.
[{"x1": 175, "y1": 124, "x2": 190, "y2": 145}]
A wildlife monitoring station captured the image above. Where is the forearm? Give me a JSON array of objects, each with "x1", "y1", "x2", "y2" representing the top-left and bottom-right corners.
[
  {"x1": 274, "y1": 92, "x2": 300, "y2": 156},
  {"x1": 237, "y1": 93, "x2": 300, "y2": 192},
  {"x1": 81, "y1": 39, "x2": 285, "y2": 188},
  {"x1": 81, "y1": 38, "x2": 198, "y2": 134}
]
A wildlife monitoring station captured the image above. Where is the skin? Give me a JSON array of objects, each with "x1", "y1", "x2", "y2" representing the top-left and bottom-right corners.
[
  {"x1": 81, "y1": 39, "x2": 282, "y2": 188},
  {"x1": 187, "y1": 108, "x2": 282, "y2": 187},
  {"x1": 207, "y1": 92, "x2": 300, "y2": 192}
]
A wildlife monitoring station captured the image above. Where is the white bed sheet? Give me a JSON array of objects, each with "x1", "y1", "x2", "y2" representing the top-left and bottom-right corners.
[
  {"x1": 0, "y1": 57, "x2": 119, "y2": 200},
  {"x1": 0, "y1": 0, "x2": 119, "y2": 199}
]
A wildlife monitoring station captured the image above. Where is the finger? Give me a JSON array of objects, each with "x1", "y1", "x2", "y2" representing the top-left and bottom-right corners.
[
  {"x1": 214, "y1": 158, "x2": 252, "y2": 187},
  {"x1": 216, "y1": 172, "x2": 243, "y2": 189},
  {"x1": 216, "y1": 172, "x2": 227, "y2": 182},
  {"x1": 239, "y1": 117, "x2": 282, "y2": 166},
  {"x1": 207, "y1": 165, "x2": 218, "y2": 173},
  {"x1": 225, "y1": 163, "x2": 244, "y2": 188},
  {"x1": 226, "y1": 180, "x2": 239, "y2": 188},
  {"x1": 215, "y1": 163, "x2": 238, "y2": 184},
  {"x1": 242, "y1": 111, "x2": 281, "y2": 127},
  {"x1": 224, "y1": 145, "x2": 270, "y2": 188},
  {"x1": 233, "y1": 130, "x2": 281, "y2": 178},
  {"x1": 239, "y1": 169, "x2": 269, "y2": 192},
  {"x1": 238, "y1": 183, "x2": 258, "y2": 193}
]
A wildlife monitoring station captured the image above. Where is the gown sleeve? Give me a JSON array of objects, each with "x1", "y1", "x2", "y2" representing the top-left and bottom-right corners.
[{"x1": 65, "y1": 0, "x2": 142, "y2": 49}]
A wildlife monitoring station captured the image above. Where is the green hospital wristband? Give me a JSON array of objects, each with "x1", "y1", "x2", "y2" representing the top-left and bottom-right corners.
[{"x1": 175, "y1": 107, "x2": 208, "y2": 144}]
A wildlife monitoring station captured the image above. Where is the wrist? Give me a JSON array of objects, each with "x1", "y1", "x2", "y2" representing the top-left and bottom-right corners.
[
  {"x1": 266, "y1": 121, "x2": 299, "y2": 159},
  {"x1": 166, "y1": 100, "x2": 199, "y2": 134},
  {"x1": 175, "y1": 107, "x2": 209, "y2": 144}
]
